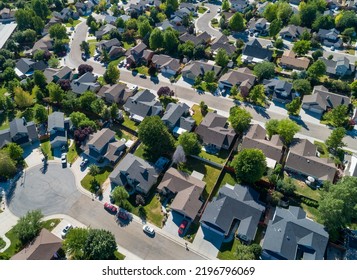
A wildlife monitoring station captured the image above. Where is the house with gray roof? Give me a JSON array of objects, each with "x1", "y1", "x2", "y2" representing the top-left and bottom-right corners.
[
  {"x1": 316, "y1": 28, "x2": 343, "y2": 48},
  {"x1": 241, "y1": 124, "x2": 283, "y2": 168},
  {"x1": 82, "y1": 128, "x2": 126, "y2": 165},
  {"x1": 262, "y1": 206, "x2": 329, "y2": 260},
  {"x1": 247, "y1": 18, "x2": 269, "y2": 35},
  {"x1": 109, "y1": 153, "x2": 159, "y2": 195},
  {"x1": 210, "y1": 35, "x2": 237, "y2": 56},
  {"x1": 123, "y1": 90, "x2": 162, "y2": 123},
  {"x1": 301, "y1": 85, "x2": 350, "y2": 116},
  {"x1": 96, "y1": 38, "x2": 121, "y2": 53},
  {"x1": 0, "y1": 129, "x2": 11, "y2": 149},
  {"x1": 230, "y1": 0, "x2": 250, "y2": 12},
  {"x1": 151, "y1": 54, "x2": 181, "y2": 76},
  {"x1": 201, "y1": 183, "x2": 265, "y2": 246},
  {"x1": 97, "y1": 84, "x2": 134, "y2": 104},
  {"x1": 6, "y1": 118, "x2": 38, "y2": 146},
  {"x1": 158, "y1": 167, "x2": 206, "y2": 220},
  {"x1": 196, "y1": 112, "x2": 236, "y2": 151},
  {"x1": 95, "y1": 24, "x2": 117, "y2": 39},
  {"x1": 319, "y1": 57, "x2": 355, "y2": 77},
  {"x1": 125, "y1": 42, "x2": 147, "y2": 66},
  {"x1": 0, "y1": 8, "x2": 16, "y2": 23},
  {"x1": 161, "y1": 103, "x2": 195, "y2": 136},
  {"x1": 181, "y1": 61, "x2": 222, "y2": 82},
  {"x1": 285, "y1": 138, "x2": 337, "y2": 182},
  {"x1": 47, "y1": 112, "x2": 71, "y2": 149},
  {"x1": 263, "y1": 79, "x2": 294, "y2": 103},
  {"x1": 179, "y1": 31, "x2": 212, "y2": 47},
  {"x1": 279, "y1": 25, "x2": 310, "y2": 41},
  {"x1": 219, "y1": 67, "x2": 256, "y2": 97},
  {"x1": 242, "y1": 39, "x2": 273, "y2": 64},
  {"x1": 15, "y1": 58, "x2": 47, "y2": 79},
  {"x1": 28, "y1": 34, "x2": 53, "y2": 56},
  {"x1": 70, "y1": 72, "x2": 100, "y2": 95}
]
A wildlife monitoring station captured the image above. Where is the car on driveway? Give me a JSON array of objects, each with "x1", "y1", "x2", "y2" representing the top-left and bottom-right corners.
[
  {"x1": 80, "y1": 158, "x2": 89, "y2": 168},
  {"x1": 178, "y1": 220, "x2": 188, "y2": 236},
  {"x1": 61, "y1": 153, "x2": 67, "y2": 166},
  {"x1": 104, "y1": 202, "x2": 118, "y2": 214},
  {"x1": 61, "y1": 224, "x2": 73, "y2": 238},
  {"x1": 143, "y1": 225, "x2": 155, "y2": 235}
]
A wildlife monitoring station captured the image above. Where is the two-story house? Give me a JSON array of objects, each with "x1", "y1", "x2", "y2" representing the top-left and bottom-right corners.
[{"x1": 48, "y1": 112, "x2": 71, "y2": 149}]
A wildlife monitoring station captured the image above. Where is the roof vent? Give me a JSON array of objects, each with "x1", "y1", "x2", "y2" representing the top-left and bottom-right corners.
[
  {"x1": 307, "y1": 160, "x2": 310, "y2": 163},
  {"x1": 278, "y1": 228, "x2": 281, "y2": 232}
]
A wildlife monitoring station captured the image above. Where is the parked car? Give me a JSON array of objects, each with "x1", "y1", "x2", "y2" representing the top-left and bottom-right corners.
[
  {"x1": 104, "y1": 202, "x2": 118, "y2": 214},
  {"x1": 61, "y1": 153, "x2": 67, "y2": 166},
  {"x1": 139, "y1": 74, "x2": 147, "y2": 79},
  {"x1": 143, "y1": 225, "x2": 155, "y2": 235},
  {"x1": 61, "y1": 224, "x2": 73, "y2": 238},
  {"x1": 217, "y1": 8, "x2": 221, "y2": 13},
  {"x1": 330, "y1": 46, "x2": 335, "y2": 51},
  {"x1": 80, "y1": 158, "x2": 89, "y2": 168},
  {"x1": 81, "y1": 53, "x2": 87, "y2": 61},
  {"x1": 178, "y1": 220, "x2": 188, "y2": 235},
  {"x1": 117, "y1": 209, "x2": 129, "y2": 220}
]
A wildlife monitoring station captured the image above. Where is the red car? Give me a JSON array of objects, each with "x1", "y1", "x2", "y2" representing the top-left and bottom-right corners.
[
  {"x1": 178, "y1": 220, "x2": 188, "y2": 235},
  {"x1": 104, "y1": 202, "x2": 118, "y2": 214}
]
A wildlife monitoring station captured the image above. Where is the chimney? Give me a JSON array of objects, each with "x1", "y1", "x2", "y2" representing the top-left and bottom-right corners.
[{"x1": 22, "y1": 117, "x2": 27, "y2": 126}]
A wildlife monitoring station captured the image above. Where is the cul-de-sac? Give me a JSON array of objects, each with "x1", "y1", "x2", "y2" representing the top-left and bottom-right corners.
[{"x1": 0, "y1": 0, "x2": 357, "y2": 261}]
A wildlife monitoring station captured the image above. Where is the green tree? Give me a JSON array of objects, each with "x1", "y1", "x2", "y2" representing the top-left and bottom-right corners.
[
  {"x1": 83, "y1": 229, "x2": 117, "y2": 260},
  {"x1": 48, "y1": 56, "x2": 59, "y2": 68},
  {"x1": 111, "y1": 186, "x2": 129, "y2": 207},
  {"x1": 351, "y1": 80, "x2": 357, "y2": 97},
  {"x1": 293, "y1": 79, "x2": 312, "y2": 95},
  {"x1": 177, "y1": 132, "x2": 201, "y2": 155},
  {"x1": 33, "y1": 70, "x2": 47, "y2": 88},
  {"x1": 325, "y1": 127, "x2": 346, "y2": 152},
  {"x1": 265, "y1": 119, "x2": 279, "y2": 139},
  {"x1": 286, "y1": 97, "x2": 301, "y2": 115},
  {"x1": 32, "y1": 0, "x2": 50, "y2": 19},
  {"x1": 222, "y1": 0, "x2": 230, "y2": 11},
  {"x1": 299, "y1": 2, "x2": 318, "y2": 28},
  {"x1": 90, "y1": 99, "x2": 105, "y2": 116},
  {"x1": 263, "y1": 3, "x2": 278, "y2": 22},
  {"x1": 215, "y1": 48, "x2": 229, "y2": 67},
  {"x1": 15, "y1": 9, "x2": 35, "y2": 30},
  {"x1": 138, "y1": 19, "x2": 153, "y2": 38},
  {"x1": 229, "y1": 106, "x2": 252, "y2": 134},
  {"x1": 0, "y1": 151, "x2": 17, "y2": 179},
  {"x1": 269, "y1": 18, "x2": 282, "y2": 37},
  {"x1": 312, "y1": 49, "x2": 323, "y2": 61},
  {"x1": 47, "y1": 82, "x2": 64, "y2": 103},
  {"x1": 79, "y1": 91, "x2": 97, "y2": 109},
  {"x1": 235, "y1": 243, "x2": 255, "y2": 260},
  {"x1": 204, "y1": 70, "x2": 215, "y2": 83},
  {"x1": 249, "y1": 84, "x2": 265, "y2": 104},
  {"x1": 89, "y1": 164, "x2": 100, "y2": 177},
  {"x1": 277, "y1": 2, "x2": 292, "y2": 24},
  {"x1": 178, "y1": 41, "x2": 195, "y2": 59},
  {"x1": 5, "y1": 143, "x2": 24, "y2": 162},
  {"x1": 231, "y1": 148, "x2": 267, "y2": 184},
  {"x1": 277, "y1": 119, "x2": 300, "y2": 146},
  {"x1": 63, "y1": 227, "x2": 89, "y2": 259},
  {"x1": 149, "y1": 28, "x2": 164, "y2": 50},
  {"x1": 307, "y1": 60, "x2": 326, "y2": 79},
  {"x1": 229, "y1": 12, "x2": 244, "y2": 31},
  {"x1": 138, "y1": 116, "x2": 176, "y2": 159},
  {"x1": 254, "y1": 62, "x2": 275, "y2": 80},
  {"x1": 163, "y1": 28, "x2": 179, "y2": 54},
  {"x1": 33, "y1": 104, "x2": 48, "y2": 123},
  {"x1": 300, "y1": 29, "x2": 311, "y2": 41},
  {"x1": 80, "y1": 41, "x2": 90, "y2": 56},
  {"x1": 109, "y1": 103, "x2": 119, "y2": 120},
  {"x1": 323, "y1": 105, "x2": 349, "y2": 127},
  {"x1": 292, "y1": 40, "x2": 311, "y2": 55},
  {"x1": 103, "y1": 64, "x2": 120, "y2": 84},
  {"x1": 70, "y1": 112, "x2": 88, "y2": 128},
  {"x1": 49, "y1": 23, "x2": 68, "y2": 40},
  {"x1": 276, "y1": 177, "x2": 296, "y2": 196},
  {"x1": 14, "y1": 87, "x2": 33, "y2": 108},
  {"x1": 33, "y1": 50, "x2": 45, "y2": 61},
  {"x1": 335, "y1": 11, "x2": 357, "y2": 31},
  {"x1": 312, "y1": 15, "x2": 335, "y2": 31},
  {"x1": 13, "y1": 210, "x2": 43, "y2": 245}
]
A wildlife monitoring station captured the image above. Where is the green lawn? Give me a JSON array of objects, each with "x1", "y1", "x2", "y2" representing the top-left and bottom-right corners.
[
  {"x1": 183, "y1": 158, "x2": 221, "y2": 200},
  {"x1": 88, "y1": 39, "x2": 97, "y2": 56},
  {"x1": 40, "y1": 140, "x2": 54, "y2": 160},
  {"x1": 0, "y1": 228, "x2": 21, "y2": 259},
  {"x1": 301, "y1": 203, "x2": 320, "y2": 221},
  {"x1": 194, "y1": 82, "x2": 217, "y2": 93},
  {"x1": 314, "y1": 141, "x2": 329, "y2": 158},
  {"x1": 294, "y1": 179, "x2": 321, "y2": 202},
  {"x1": 123, "y1": 41, "x2": 134, "y2": 50},
  {"x1": 198, "y1": 6, "x2": 207, "y2": 13},
  {"x1": 111, "y1": 124, "x2": 136, "y2": 141},
  {"x1": 67, "y1": 142, "x2": 82, "y2": 164},
  {"x1": 114, "y1": 251, "x2": 126, "y2": 260},
  {"x1": 0, "y1": 237, "x2": 5, "y2": 250},
  {"x1": 191, "y1": 104, "x2": 213, "y2": 125},
  {"x1": 219, "y1": 171, "x2": 237, "y2": 187},
  {"x1": 199, "y1": 149, "x2": 230, "y2": 165},
  {"x1": 217, "y1": 238, "x2": 241, "y2": 260},
  {"x1": 81, "y1": 166, "x2": 113, "y2": 193},
  {"x1": 135, "y1": 66, "x2": 149, "y2": 76},
  {"x1": 134, "y1": 144, "x2": 146, "y2": 159},
  {"x1": 122, "y1": 114, "x2": 138, "y2": 131},
  {"x1": 42, "y1": 219, "x2": 62, "y2": 231},
  {"x1": 65, "y1": 19, "x2": 81, "y2": 27}
]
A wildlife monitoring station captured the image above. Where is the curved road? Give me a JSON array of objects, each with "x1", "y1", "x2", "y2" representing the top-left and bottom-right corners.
[{"x1": 195, "y1": 3, "x2": 222, "y2": 40}]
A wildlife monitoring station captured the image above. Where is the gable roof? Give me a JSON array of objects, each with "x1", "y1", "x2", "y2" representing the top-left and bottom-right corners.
[
  {"x1": 196, "y1": 112, "x2": 236, "y2": 148},
  {"x1": 15, "y1": 58, "x2": 47, "y2": 76},
  {"x1": 182, "y1": 61, "x2": 222, "y2": 77},
  {"x1": 0, "y1": 129, "x2": 11, "y2": 148},
  {"x1": 319, "y1": 56, "x2": 354, "y2": 76},
  {"x1": 158, "y1": 168, "x2": 205, "y2": 219},
  {"x1": 95, "y1": 24, "x2": 116, "y2": 37},
  {"x1": 219, "y1": 68, "x2": 256, "y2": 88},
  {"x1": 279, "y1": 25, "x2": 309, "y2": 38},
  {"x1": 87, "y1": 128, "x2": 115, "y2": 151},
  {"x1": 262, "y1": 206, "x2": 329, "y2": 260},
  {"x1": 280, "y1": 50, "x2": 310, "y2": 70},
  {"x1": 242, "y1": 39, "x2": 273, "y2": 60},
  {"x1": 9, "y1": 118, "x2": 38, "y2": 142},
  {"x1": 162, "y1": 102, "x2": 194, "y2": 131},
  {"x1": 211, "y1": 35, "x2": 237, "y2": 56},
  {"x1": 48, "y1": 112, "x2": 65, "y2": 131},
  {"x1": 70, "y1": 72, "x2": 99, "y2": 94},
  {"x1": 201, "y1": 183, "x2": 265, "y2": 241},
  {"x1": 97, "y1": 83, "x2": 132, "y2": 103}
]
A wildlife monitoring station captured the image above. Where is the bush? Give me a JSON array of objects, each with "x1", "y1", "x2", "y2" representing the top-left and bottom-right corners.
[
  {"x1": 211, "y1": 18, "x2": 218, "y2": 24},
  {"x1": 301, "y1": 197, "x2": 319, "y2": 208}
]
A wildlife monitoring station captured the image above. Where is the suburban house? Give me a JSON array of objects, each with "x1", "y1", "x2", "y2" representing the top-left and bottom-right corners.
[
  {"x1": 141, "y1": 49, "x2": 155, "y2": 65},
  {"x1": 125, "y1": 42, "x2": 148, "y2": 66},
  {"x1": 196, "y1": 112, "x2": 236, "y2": 151},
  {"x1": 241, "y1": 39, "x2": 273, "y2": 64},
  {"x1": 161, "y1": 102, "x2": 195, "y2": 136},
  {"x1": 257, "y1": 1, "x2": 270, "y2": 14},
  {"x1": 181, "y1": 61, "x2": 222, "y2": 82},
  {"x1": 218, "y1": 67, "x2": 256, "y2": 97},
  {"x1": 0, "y1": 8, "x2": 16, "y2": 23},
  {"x1": 263, "y1": 79, "x2": 294, "y2": 104},
  {"x1": 15, "y1": 58, "x2": 47, "y2": 79},
  {"x1": 123, "y1": 89, "x2": 162, "y2": 123},
  {"x1": 27, "y1": 34, "x2": 53, "y2": 56},
  {"x1": 109, "y1": 153, "x2": 159, "y2": 195},
  {"x1": 230, "y1": 0, "x2": 250, "y2": 12},
  {"x1": 75, "y1": 1, "x2": 94, "y2": 16},
  {"x1": 262, "y1": 206, "x2": 329, "y2": 260},
  {"x1": 241, "y1": 124, "x2": 284, "y2": 168},
  {"x1": 70, "y1": 72, "x2": 100, "y2": 95},
  {"x1": 48, "y1": 112, "x2": 71, "y2": 149},
  {"x1": 210, "y1": 35, "x2": 237, "y2": 56},
  {"x1": 53, "y1": 8, "x2": 79, "y2": 21},
  {"x1": 285, "y1": 138, "x2": 337, "y2": 182},
  {"x1": 319, "y1": 57, "x2": 355, "y2": 77},
  {"x1": 97, "y1": 84, "x2": 134, "y2": 105},
  {"x1": 95, "y1": 24, "x2": 117, "y2": 40},
  {"x1": 279, "y1": 50, "x2": 310, "y2": 71},
  {"x1": 279, "y1": 25, "x2": 310, "y2": 41},
  {"x1": 200, "y1": 183, "x2": 265, "y2": 246},
  {"x1": 11, "y1": 229, "x2": 62, "y2": 260},
  {"x1": 247, "y1": 18, "x2": 269, "y2": 35},
  {"x1": 96, "y1": 38, "x2": 121, "y2": 54},
  {"x1": 157, "y1": 168, "x2": 205, "y2": 220},
  {"x1": 151, "y1": 54, "x2": 181, "y2": 76},
  {"x1": 156, "y1": 19, "x2": 187, "y2": 35},
  {"x1": 179, "y1": 31, "x2": 212, "y2": 47},
  {"x1": 301, "y1": 85, "x2": 351, "y2": 116},
  {"x1": 43, "y1": 66, "x2": 73, "y2": 84},
  {"x1": 316, "y1": 28, "x2": 343, "y2": 48},
  {"x1": 82, "y1": 128, "x2": 126, "y2": 165},
  {"x1": 0, "y1": 22, "x2": 17, "y2": 49},
  {"x1": 2, "y1": 118, "x2": 38, "y2": 146}
]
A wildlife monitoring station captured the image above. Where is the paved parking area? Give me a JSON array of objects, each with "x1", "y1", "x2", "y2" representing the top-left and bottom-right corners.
[{"x1": 8, "y1": 162, "x2": 81, "y2": 217}]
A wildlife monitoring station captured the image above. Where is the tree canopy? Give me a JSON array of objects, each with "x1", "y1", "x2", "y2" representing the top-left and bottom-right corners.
[
  {"x1": 254, "y1": 62, "x2": 275, "y2": 80},
  {"x1": 103, "y1": 63, "x2": 120, "y2": 84},
  {"x1": 277, "y1": 119, "x2": 301, "y2": 146},
  {"x1": 229, "y1": 106, "x2": 252, "y2": 134},
  {"x1": 13, "y1": 210, "x2": 43, "y2": 245},
  {"x1": 325, "y1": 127, "x2": 346, "y2": 152},
  {"x1": 229, "y1": 12, "x2": 244, "y2": 32},
  {"x1": 177, "y1": 132, "x2": 201, "y2": 156}
]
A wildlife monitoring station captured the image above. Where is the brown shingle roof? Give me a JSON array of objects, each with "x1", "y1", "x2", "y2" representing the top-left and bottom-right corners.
[{"x1": 280, "y1": 50, "x2": 310, "y2": 70}]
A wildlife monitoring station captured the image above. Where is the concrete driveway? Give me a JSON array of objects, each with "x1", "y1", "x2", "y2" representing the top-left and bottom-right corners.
[
  {"x1": 162, "y1": 211, "x2": 185, "y2": 238},
  {"x1": 7, "y1": 162, "x2": 81, "y2": 217},
  {"x1": 23, "y1": 142, "x2": 42, "y2": 168},
  {"x1": 192, "y1": 226, "x2": 220, "y2": 259}
]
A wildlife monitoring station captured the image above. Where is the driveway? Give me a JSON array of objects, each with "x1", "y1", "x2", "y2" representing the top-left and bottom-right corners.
[
  {"x1": 8, "y1": 162, "x2": 81, "y2": 217},
  {"x1": 162, "y1": 211, "x2": 184, "y2": 238},
  {"x1": 23, "y1": 142, "x2": 42, "y2": 168},
  {"x1": 192, "y1": 226, "x2": 220, "y2": 259}
]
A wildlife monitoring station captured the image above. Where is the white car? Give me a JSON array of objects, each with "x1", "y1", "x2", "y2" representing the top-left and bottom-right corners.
[
  {"x1": 143, "y1": 225, "x2": 155, "y2": 235},
  {"x1": 217, "y1": 8, "x2": 221, "y2": 12},
  {"x1": 61, "y1": 153, "x2": 67, "y2": 165},
  {"x1": 61, "y1": 224, "x2": 73, "y2": 238}
]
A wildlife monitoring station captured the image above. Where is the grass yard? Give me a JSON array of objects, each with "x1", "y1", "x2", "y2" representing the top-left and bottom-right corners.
[
  {"x1": 314, "y1": 141, "x2": 329, "y2": 158},
  {"x1": 183, "y1": 158, "x2": 221, "y2": 200},
  {"x1": 42, "y1": 219, "x2": 62, "y2": 231},
  {"x1": 217, "y1": 238, "x2": 241, "y2": 260},
  {"x1": 0, "y1": 237, "x2": 5, "y2": 250},
  {"x1": 191, "y1": 104, "x2": 213, "y2": 125},
  {"x1": 111, "y1": 124, "x2": 136, "y2": 141},
  {"x1": 67, "y1": 142, "x2": 82, "y2": 164},
  {"x1": 65, "y1": 19, "x2": 81, "y2": 27},
  {"x1": 133, "y1": 144, "x2": 146, "y2": 160},
  {"x1": 88, "y1": 39, "x2": 97, "y2": 56},
  {"x1": 135, "y1": 66, "x2": 149, "y2": 76},
  {"x1": 294, "y1": 179, "x2": 321, "y2": 202},
  {"x1": 114, "y1": 251, "x2": 126, "y2": 260},
  {"x1": 301, "y1": 203, "x2": 320, "y2": 221},
  {"x1": 81, "y1": 166, "x2": 113, "y2": 193},
  {"x1": 0, "y1": 228, "x2": 21, "y2": 259},
  {"x1": 40, "y1": 140, "x2": 54, "y2": 160},
  {"x1": 123, "y1": 41, "x2": 134, "y2": 50},
  {"x1": 219, "y1": 171, "x2": 237, "y2": 187},
  {"x1": 122, "y1": 114, "x2": 138, "y2": 131},
  {"x1": 198, "y1": 6, "x2": 207, "y2": 13},
  {"x1": 195, "y1": 82, "x2": 217, "y2": 93},
  {"x1": 199, "y1": 149, "x2": 230, "y2": 165}
]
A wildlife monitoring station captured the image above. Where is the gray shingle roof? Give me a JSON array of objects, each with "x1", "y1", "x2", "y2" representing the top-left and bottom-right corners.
[
  {"x1": 162, "y1": 102, "x2": 194, "y2": 131},
  {"x1": 123, "y1": 90, "x2": 162, "y2": 120},
  {"x1": 48, "y1": 112, "x2": 65, "y2": 131},
  {"x1": 242, "y1": 39, "x2": 273, "y2": 61},
  {"x1": 262, "y1": 206, "x2": 329, "y2": 260}
]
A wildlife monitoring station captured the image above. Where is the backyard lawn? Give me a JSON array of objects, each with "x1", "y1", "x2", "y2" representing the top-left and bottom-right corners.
[
  {"x1": 198, "y1": 6, "x2": 207, "y2": 13},
  {"x1": 123, "y1": 41, "x2": 134, "y2": 50},
  {"x1": 65, "y1": 19, "x2": 81, "y2": 27},
  {"x1": 88, "y1": 39, "x2": 97, "y2": 56},
  {"x1": 111, "y1": 124, "x2": 136, "y2": 141},
  {"x1": 122, "y1": 114, "x2": 138, "y2": 131},
  {"x1": 133, "y1": 144, "x2": 146, "y2": 160},
  {"x1": 67, "y1": 142, "x2": 81, "y2": 164},
  {"x1": 81, "y1": 166, "x2": 113, "y2": 193},
  {"x1": 199, "y1": 149, "x2": 230, "y2": 165},
  {"x1": 294, "y1": 179, "x2": 321, "y2": 202},
  {"x1": 217, "y1": 238, "x2": 241, "y2": 260},
  {"x1": 40, "y1": 140, "x2": 54, "y2": 160}
]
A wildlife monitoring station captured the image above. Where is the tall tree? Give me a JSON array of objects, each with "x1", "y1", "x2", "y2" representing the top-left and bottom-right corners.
[
  {"x1": 63, "y1": 228, "x2": 89, "y2": 259},
  {"x1": 47, "y1": 82, "x2": 64, "y2": 104},
  {"x1": 32, "y1": 0, "x2": 49, "y2": 19},
  {"x1": 111, "y1": 186, "x2": 129, "y2": 207},
  {"x1": 13, "y1": 210, "x2": 43, "y2": 245},
  {"x1": 163, "y1": 28, "x2": 179, "y2": 54},
  {"x1": 307, "y1": 60, "x2": 326, "y2": 79},
  {"x1": 0, "y1": 151, "x2": 17, "y2": 179},
  {"x1": 34, "y1": 104, "x2": 48, "y2": 123},
  {"x1": 323, "y1": 105, "x2": 348, "y2": 127},
  {"x1": 33, "y1": 70, "x2": 47, "y2": 88},
  {"x1": 14, "y1": 87, "x2": 33, "y2": 108},
  {"x1": 254, "y1": 62, "x2": 275, "y2": 80},
  {"x1": 80, "y1": 41, "x2": 90, "y2": 56},
  {"x1": 249, "y1": 84, "x2": 265, "y2": 104},
  {"x1": 103, "y1": 64, "x2": 120, "y2": 84},
  {"x1": 149, "y1": 28, "x2": 164, "y2": 50},
  {"x1": 269, "y1": 18, "x2": 282, "y2": 37},
  {"x1": 215, "y1": 48, "x2": 229, "y2": 67},
  {"x1": 286, "y1": 97, "x2": 301, "y2": 116},
  {"x1": 49, "y1": 23, "x2": 68, "y2": 40},
  {"x1": 277, "y1": 119, "x2": 300, "y2": 146},
  {"x1": 138, "y1": 19, "x2": 152, "y2": 38},
  {"x1": 292, "y1": 40, "x2": 311, "y2": 55},
  {"x1": 265, "y1": 119, "x2": 279, "y2": 139},
  {"x1": 229, "y1": 106, "x2": 252, "y2": 134},
  {"x1": 325, "y1": 127, "x2": 346, "y2": 152},
  {"x1": 177, "y1": 132, "x2": 201, "y2": 155},
  {"x1": 293, "y1": 79, "x2": 312, "y2": 95},
  {"x1": 5, "y1": 143, "x2": 24, "y2": 162},
  {"x1": 222, "y1": 0, "x2": 230, "y2": 11},
  {"x1": 229, "y1": 12, "x2": 244, "y2": 31}
]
